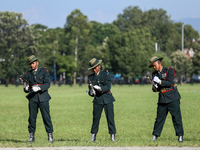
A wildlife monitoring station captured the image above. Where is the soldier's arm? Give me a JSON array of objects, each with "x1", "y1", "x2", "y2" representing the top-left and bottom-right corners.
[
  {"x1": 100, "y1": 73, "x2": 111, "y2": 93},
  {"x1": 160, "y1": 68, "x2": 174, "y2": 87},
  {"x1": 40, "y1": 68, "x2": 51, "y2": 92}
]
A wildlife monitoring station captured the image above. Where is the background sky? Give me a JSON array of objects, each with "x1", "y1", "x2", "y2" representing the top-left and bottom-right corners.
[{"x1": 1, "y1": 0, "x2": 200, "y2": 34}]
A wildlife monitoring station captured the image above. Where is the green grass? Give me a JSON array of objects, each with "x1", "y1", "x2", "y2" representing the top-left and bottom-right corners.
[{"x1": 0, "y1": 83, "x2": 200, "y2": 147}]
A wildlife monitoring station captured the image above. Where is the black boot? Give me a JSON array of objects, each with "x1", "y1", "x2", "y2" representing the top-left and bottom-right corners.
[
  {"x1": 111, "y1": 134, "x2": 115, "y2": 142},
  {"x1": 178, "y1": 136, "x2": 183, "y2": 142},
  {"x1": 48, "y1": 133, "x2": 53, "y2": 143},
  {"x1": 91, "y1": 134, "x2": 96, "y2": 142},
  {"x1": 29, "y1": 133, "x2": 35, "y2": 142},
  {"x1": 152, "y1": 135, "x2": 158, "y2": 141}
]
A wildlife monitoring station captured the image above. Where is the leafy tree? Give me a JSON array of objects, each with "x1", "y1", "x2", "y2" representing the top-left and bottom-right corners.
[
  {"x1": 193, "y1": 51, "x2": 200, "y2": 75},
  {"x1": 114, "y1": 6, "x2": 175, "y2": 53},
  {"x1": 113, "y1": 6, "x2": 143, "y2": 31},
  {"x1": 192, "y1": 38, "x2": 200, "y2": 75},
  {"x1": 64, "y1": 9, "x2": 92, "y2": 84},
  {"x1": 143, "y1": 9, "x2": 174, "y2": 53},
  {"x1": 90, "y1": 21, "x2": 120, "y2": 47},
  {"x1": 109, "y1": 27, "x2": 155, "y2": 78},
  {"x1": 171, "y1": 50, "x2": 193, "y2": 78},
  {"x1": 0, "y1": 11, "x2": 39, "y2": 80}
]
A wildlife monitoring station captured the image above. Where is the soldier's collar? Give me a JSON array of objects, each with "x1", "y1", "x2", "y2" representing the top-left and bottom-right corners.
[
  {"x1": 96, "y1": 69, "x2": 101, "y2": 76},
  {"x1": 158, "y1": 66, "x2": 163, "y2": 74},
  {"x1": 33, "y1": 68, "x2": 38, "y2": 72}
]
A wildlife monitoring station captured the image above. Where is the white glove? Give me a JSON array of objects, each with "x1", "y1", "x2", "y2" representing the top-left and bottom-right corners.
[
  {"x1": 25, "y1": 85, "x2": 30, "y2": 91},
  {"x1": 152, "y1": 85, "x2": 158, "y2": 91},
  {"x1": 90, "y1": 89, "x2": 96, "y2": 96},
  {"x1": 93, "y1": 85, "x2": 101, "y2": 91},
  {"x1": 32, "y1": 86, "x2": 41, "y2": 92},
  {"x1": 153, "y1": 83, "x2": 158, "y2": 88},
  {"x1": 24, "y1": 82, "x2": 29, "y2": 91},
  {"x1": 153, "y1": 76, "x2": 161, "y2": 84}
]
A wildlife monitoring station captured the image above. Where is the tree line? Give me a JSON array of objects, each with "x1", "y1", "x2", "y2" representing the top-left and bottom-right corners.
[{"x1": 0, "y1": 6, "x2": 200, "y2": 84}]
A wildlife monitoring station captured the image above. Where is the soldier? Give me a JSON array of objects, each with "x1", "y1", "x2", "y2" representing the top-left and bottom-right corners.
[
  {"x1": 88, "y1": 58, "x2": 116, "y2": 142},
  {"x1": 149, "y1": 56, "x2": 184, "y2": 142},
  {"x1": 23, "y1": 55, "x2": 53, "y2": 142}
]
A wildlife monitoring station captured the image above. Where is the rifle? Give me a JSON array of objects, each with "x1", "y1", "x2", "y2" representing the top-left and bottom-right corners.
[
  {"x1": 19, "y1": 75, "x2": 28, "y2": 83},
  {"x1": 89, "y1": 80, "x2": 96, "y2": 96},
  {"x1": 144, "y1": 73, "x2": 158, "y2": 89},
  {"x1": 19, "y1": 74, "x2": 32, "y2": 91}
]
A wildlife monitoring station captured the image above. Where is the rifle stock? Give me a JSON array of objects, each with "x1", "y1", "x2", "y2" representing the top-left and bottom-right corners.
[
  {"x1": 89, "y1": 80, "x2": 96, "y2": 96},
  {"x1": 146, "y1": 74, "x2": 158, "y2": 88},
  {"x1": 19, "y1": 75, "x2": 28, "y2": 83}
]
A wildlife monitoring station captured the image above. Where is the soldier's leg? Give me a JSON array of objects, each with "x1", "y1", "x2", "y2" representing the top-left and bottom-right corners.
[
  {"x1": 104, "y1": 102, "x2": 116, "y2": 134},
  {"x1": 28, "y1": 101, "x2": 39, "y2": 133},
  {"x1": 168, "y1": 100, "x2": 184, "y2": 136},
  {"x1": 39, "y1": 101, "x2": 53, "y2": 133},
  {"x1": 91, "y1": 103, "x2": 103, "y2": 134},
  {"x1": 152, "y1": 103, "x2": 168, "y2": 137}
]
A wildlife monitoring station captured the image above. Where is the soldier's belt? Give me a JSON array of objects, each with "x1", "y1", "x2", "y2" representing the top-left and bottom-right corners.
[
  {"x1": 97, "y1": 91, "x2": 111, "y2": 94},
  {"x1": 160, "y1": 85, "x2": 175, "y2": 93},
  {"x1": 33, "y1": 84, "x2": 43, "y2": 87}
]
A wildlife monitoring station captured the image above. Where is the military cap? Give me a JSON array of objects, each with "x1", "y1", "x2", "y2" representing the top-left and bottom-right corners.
[
  {"x1": 149, "y1": 56, "x2": 163, "y2": 68},
  {"x1": 88, "y1": 58, "x2": 102, "y2": 70},
  {"x1": 28, "y1": 55, "x2": 38, "y2": 64}
]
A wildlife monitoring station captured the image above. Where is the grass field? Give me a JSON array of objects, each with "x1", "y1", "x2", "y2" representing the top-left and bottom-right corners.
[{"x1": 0, "y1": 83, "x2": 200, "y2": 147}]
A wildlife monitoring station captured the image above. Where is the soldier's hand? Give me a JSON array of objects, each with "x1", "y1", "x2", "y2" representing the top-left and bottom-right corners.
[
  {"x1": 25, "y1": 85, "x2": 30, "y2": 91},
  {"x1": 153, "y1": 76, "x2": 161, "y2": 84},
  {"x1": 153, "y1": 83, "x2": 158, "y2": 88},
  {"x1": 90, "y1": 89, "x2": 96, "y2": 96},
  {"x1": 24, "y1": 82, "x2": 29, "y2": 91},
  {"x1": 32, "y1": 86, "x2": 41, "y2": 92},
  {"x1": 93, "y1": 85, "x2": 101, "y2": 91}
]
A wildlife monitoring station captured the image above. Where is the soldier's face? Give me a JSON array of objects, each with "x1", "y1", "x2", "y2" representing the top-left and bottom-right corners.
[
  {"x1": 92, "y1": 65, "x2": 101, "y2": 74},
  {"x1": 153, "y1": 61, "x2": 161, "y2": 72},
  {"x1": 30, "y1": 61, "x2": 39, "y2": 71}
]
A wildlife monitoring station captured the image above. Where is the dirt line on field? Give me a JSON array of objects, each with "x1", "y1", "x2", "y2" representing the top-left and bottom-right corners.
[{"x1": 1, "y1": 147, "x2": 200, "y2": 150}]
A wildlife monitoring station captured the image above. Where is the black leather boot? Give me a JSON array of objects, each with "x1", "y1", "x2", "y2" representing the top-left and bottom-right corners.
[
  {"x1": 111, "y1": 134, "x2": 115, "y2": 142},
  {"x1": 91, "y1": 134, "x2": 96, "y2": 142},
  {"x1": 178, "y1": 136, "x2": 183, "y2": 142},
  {"x1": 48, "y1": 133, "x2": 53, "y2": 143},
  {"x1": 29, "y1": 133, "x2": 35, "y2": 142},
  {"x1": 152, "y1": 135, "x2": 158, "y2": 141}
]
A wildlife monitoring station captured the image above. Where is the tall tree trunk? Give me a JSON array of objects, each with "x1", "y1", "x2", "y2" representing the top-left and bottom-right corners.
[{"x1": 74, "y1": 35, "x2": 78, "y2": 85}]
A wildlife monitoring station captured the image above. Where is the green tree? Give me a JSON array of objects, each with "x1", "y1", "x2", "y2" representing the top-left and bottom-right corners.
[
  {"x1": 0, "y1": 11, "x2": 39, "y2": 81},
  {"x1": 171, "y1": 50, "x2": 193, "y2": 78},
  {"x1": 114, "y1": 6, "x2": 175, "y2": 53},
  {"x1": 90, "y1": 21, "x2": 120, "y2": 47},
  {"x1": 113, "y1": 6, "x2": 143, "y2": 31},
  {"x1": 109, "y1": 27, "x2": 155, "y2": 78},
  {"x1": 193, "y1": 51, "x2": 200, "y2": 75},
  {"x1": 64, "y1": 9, "x2": 92, "y2": 84},
  {"x1": 192, "y1": 38, "x2": 200, "y2": 75}
]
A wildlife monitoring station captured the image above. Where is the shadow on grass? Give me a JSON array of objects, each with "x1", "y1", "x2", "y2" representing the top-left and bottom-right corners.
[
  {"x1": 56, "y1": 138, "x2": 80, "y2": 142},
  {"x1": 0, "y1": 139, "x2": 26, "y2": 143}
]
